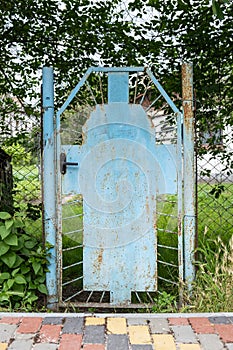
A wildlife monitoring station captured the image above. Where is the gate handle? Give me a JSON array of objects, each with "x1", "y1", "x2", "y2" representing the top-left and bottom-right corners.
[{"x1": 60, "y1": 153, "x2": 78, "y2": 175}]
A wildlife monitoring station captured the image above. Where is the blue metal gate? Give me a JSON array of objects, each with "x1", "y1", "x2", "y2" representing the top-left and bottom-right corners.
[{"x1": 42, "y1": 66, "x2": 195, "y2": 309}]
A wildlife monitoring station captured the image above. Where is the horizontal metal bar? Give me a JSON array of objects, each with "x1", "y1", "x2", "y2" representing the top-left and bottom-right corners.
[
  {"x1": 157, "y1": 244, "x2": 178, "y2": 251},
  {"x1": 156, "y1": 212, "x2": 177, "y2": 218},
  {"x1": 62, "y1": 275, "x2": 83, "y2": 287},
  {"x1": 59, "y1": 301, "x2": 155, "y2": 309},
  {"x1": 157, "y1": 199, "x2": 177, "y2": 204},
  {"x1": 91, "y1": 66, "x2": 145, "y2": 73},
  {"x1": 158, "y1": 276, "x2": 178, "y2": 286},
  {"x1": 62, "y1": 200, "x2": 83, "y2": 206},
  {"x1": 63, "y1": 213, "x2": 83, "y2": 220},
  {"x1": 157, "y1": 228, "x2": 177, "y2": 234},
  {"x1": 63, "y1": 228, "x2": 83, "y2": 235},
  {"x1": 62, "y1": 261, "x2": 83, "y2": 270},
  {"x1": 157, "y1": 260, "x2": 178, "y2": 268},
  {"x1": 62, "y1": 244, "x2": 83, "y2": 252}
]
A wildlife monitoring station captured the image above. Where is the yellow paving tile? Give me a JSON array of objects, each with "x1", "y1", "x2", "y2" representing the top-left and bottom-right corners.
[
  {"x1": 107, "y1": 318, "x2": 127, "y2": 334},
  {"x1": 179, "y1": 345, "x2": 201, "y2": 350},
  {"x1": 85, "y1": 317, "x2": 105, "y2": 326},
  {"x1": 128, "y1": 325, "x2": 151, "y2": 344},
  {"x1": 152, "y1": 334, "x2": 176, "y2": 350},
  {"x1": 0, "y1": 344, "x2": 8, "y2": 350}
]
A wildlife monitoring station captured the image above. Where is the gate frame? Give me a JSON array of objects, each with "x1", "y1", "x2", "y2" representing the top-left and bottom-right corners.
[{"x1": 42, "y1": 65, "x2": 195, "y2": 309}]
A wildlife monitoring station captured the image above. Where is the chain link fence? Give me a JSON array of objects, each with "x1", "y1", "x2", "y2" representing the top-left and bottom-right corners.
[
  {"x1": 0, "y1": 102, "x2": 42, "y2": 237},
  {"x1": 0, "y1": 93, "x2": 232, "y2": 305},
  {"x1": 196, "y1": 123, "x2": 233, "y2": 247}
]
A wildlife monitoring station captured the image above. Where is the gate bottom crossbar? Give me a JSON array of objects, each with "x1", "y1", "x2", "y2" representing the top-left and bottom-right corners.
[
  {"x1": 58, "y1": 301, "x2": 155, "y2": 310},
  {"x1": 60, "y1": 290, "x2": 167, "y2": 309}
]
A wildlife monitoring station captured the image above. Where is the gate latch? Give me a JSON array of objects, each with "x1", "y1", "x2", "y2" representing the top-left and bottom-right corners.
[{"x1": 60, "y1": 153, "x2": 78, "y2": 175}]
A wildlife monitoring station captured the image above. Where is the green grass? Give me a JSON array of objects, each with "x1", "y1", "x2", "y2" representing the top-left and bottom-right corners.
[
  {"x1": 197, "y1": 183, "x2": 233, "y2": 246},
  {"x1": 62, "y1": 198, "x2": 83, "y2": 289},
  {"x1": 60, "y1": 184, "x2": 233, "y2": 305}
]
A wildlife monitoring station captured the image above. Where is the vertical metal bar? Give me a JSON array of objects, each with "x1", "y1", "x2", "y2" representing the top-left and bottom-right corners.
[
  {"x1": 42, "y1": 67, "x2": 58, "y2": 309},
  {"x1": 177, "y1": 111, "x2": 184, "y2": 301},
  {"x1": 182, "y1": 63, "x2": 196, "y2": 289},
  {"x1": 56, "y1": 98, "x2": 62, "y2": 305}
]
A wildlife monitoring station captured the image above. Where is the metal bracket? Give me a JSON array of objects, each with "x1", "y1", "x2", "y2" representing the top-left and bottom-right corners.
[{"x1": 60, "y1": 152, "x2": 78, "y2": 175}]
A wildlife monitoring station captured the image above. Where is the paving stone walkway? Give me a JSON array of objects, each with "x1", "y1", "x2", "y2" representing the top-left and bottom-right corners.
[{"x1": 0, "y1": 313, "x2": 233, "y2": 349}]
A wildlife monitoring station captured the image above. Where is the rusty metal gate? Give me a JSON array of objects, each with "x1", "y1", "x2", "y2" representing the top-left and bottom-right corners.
[{"x1": 42, "y1": 65, "x2": 195, "y2": 309}]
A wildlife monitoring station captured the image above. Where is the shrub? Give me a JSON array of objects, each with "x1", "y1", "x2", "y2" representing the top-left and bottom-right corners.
[{"x1": 0, "y1": 211, "x2": 49, "y2": 311}]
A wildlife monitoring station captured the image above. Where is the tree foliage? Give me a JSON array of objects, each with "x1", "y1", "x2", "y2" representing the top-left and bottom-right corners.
[{"x1": 0, "y1": 0, "x2": 232, "y2": 164}]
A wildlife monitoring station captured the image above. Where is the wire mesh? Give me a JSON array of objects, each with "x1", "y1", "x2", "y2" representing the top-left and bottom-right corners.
[
  {"x1": 0, "y1": 105, "x2": 42, "y2": 236},
  {"x1": 196, "y1": 123, "x2": 233, "y2": 246}
]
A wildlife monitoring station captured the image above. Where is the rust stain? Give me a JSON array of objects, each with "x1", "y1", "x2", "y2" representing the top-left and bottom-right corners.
[
  {"x1": 145, "y1": 196, "x2": 149, "y2": 216},
  {"x1": 97, "y1": 248, "x2": 104, "y2": 267}
]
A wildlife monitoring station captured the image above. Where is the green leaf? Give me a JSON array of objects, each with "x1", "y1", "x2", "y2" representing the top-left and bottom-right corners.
[
  {"x1": 1, "y1": 251, "x2": 17, "y2": 267},
  {"x1": 0, "y1": 272, "x2": 10, "y2": 282},
  {"x1": 12, "y1": 268, "x2": 20, "y2": 277},
  {"x1": 25, "y1": 239, "x2": 38, "y2": 249},
  {"x1": 14, "y1": 219, "x2": 24, "y2": 228},
  {"x1": 0, "y1": 242, "x2": 10, "y2": 256},
  {"x1": 8, "y1": 290, "x2": 24, "y2": 297},
  {"x1": 0, "y1": 212, "x2": 11, "y2": 220},
  {"x1": 29, "y1": 281, "x2": 36, "y2": 289},
  {"x1": 0, "y1": 294, "x2": 10, "y2": 302},
  {"x1": 32, "y1": 261, "x2": 41, "y2": 275},
  {"x1": 212, "y1": 0, "x2": 224, "y2": 19},
  {"x1": 38, "y1": 284, "x2": 48, "y2": 295},
  {"x1": 12, "y1": 255, "x2": 24, "y2": 268},
  {"x1": 4, "y1": 234, "x2": 18, "y2": 246},
  {"x1": 20, "y1": 265, "x2": 30, "y2": 274},
  {"x1": 7, "y1": 279, "x2": 14, "y2": 289},
  {"x1": 15, "y1": 275, "x2": 27, "y2": 284},
  {"x1": 5, "y1": 220, "x2": 14, "y2": 231},
  {"x1": 0, "y1": 226, "x2": 11, "y2": 239}
]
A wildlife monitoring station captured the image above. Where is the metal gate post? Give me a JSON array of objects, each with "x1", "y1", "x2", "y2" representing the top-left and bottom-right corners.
[
  {"x1": 42, "y1": 67, "x2": 58, "y2": 309},
  {"x1": 182, "y1": 62, "x2": 196, "y2": 288}
]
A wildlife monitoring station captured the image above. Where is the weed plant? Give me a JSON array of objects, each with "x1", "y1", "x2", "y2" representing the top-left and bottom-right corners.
[{"x1": 184, "y1": 228, "x2": 233, "y2": 312}]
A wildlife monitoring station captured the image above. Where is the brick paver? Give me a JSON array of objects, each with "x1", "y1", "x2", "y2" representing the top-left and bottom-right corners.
[
  {"x1": 62, "y1": 317, "x2": 84, "y2": 334},
  {"x1": 17, "y1": 317, "x2": 42, "y2": 334},
  {"x1": 0, "y1": 344, "x2": 8, "y2": 350},
  {"x1": 107, "y1": 317, "x2": 127, "y2": 334},
  {"x1": 149, "y1": 318, "x2": 170, "y2": 334},
  {"x1": 128, "y1": 325, "x2": 151, "y2": 344},
  {"x1": 0, "y1": 318, "x2": 21, "y2": 325},
  {"x1": 152, "y1": 334, "x2": 176, "y2": 350},
  {"x1": 178, "y1": 345, "x2": 201, "y2": 350},
  {"x1": 171, "y1": 325, "x2": 198, "y2": 343},
  {"x1": 85, "y1": 317, "x2": 105, "y2": 326},
  {"x1": 58, "y1": 334, "x2": 82, "y2": 350},
  {"x1": 0, "y1": 313, "x2": 232, "y2": 349},
  {"x1": 83, "y1": 345, "x2": 105, "y2": 350},
  {"x1": 198, "y1": 333, "x2": 224, "y2": 350},
  {"x1": 189, "y1": 317, "x2": 215, "y2": 334},
  {"x1": 168, "y1": 318, "x2": 189, "y2": 326},
  {"x1": 214, "y1": 324, "x2": 233, "y2": 343},
  {"x1": 106, "y1": 334, "x2": 129, "y2": 350},
  {"x1": 0, "y1": 324, "x2": 18, "y2": 342},
  {"x1": 83, "y1": 325, "x2": 105, "y2": 344},
  {"x1": 38, "y1": 324, "x2": 62, "y2": 343}
]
